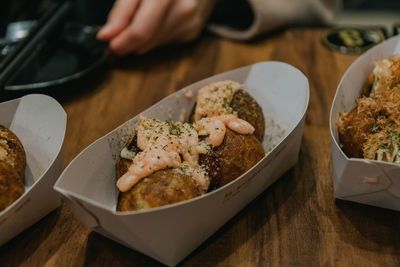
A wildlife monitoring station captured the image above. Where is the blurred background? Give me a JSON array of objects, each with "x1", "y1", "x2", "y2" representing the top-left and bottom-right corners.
[
  {"x1": 2, "y1": 0, "x2": 400, "y2": 34},
  {"x1": 0, "y1": 0, "x2": 399, "y2": 94},
  {"x1": 0, "y1": 0, "x2": 112, "y2": 93},
  {"x1": 338, "y1": 0, "x2": 400, "y2": 35}
]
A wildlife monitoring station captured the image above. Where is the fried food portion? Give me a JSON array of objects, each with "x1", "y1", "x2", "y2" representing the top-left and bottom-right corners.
[
  {"x1": 338, "y1": 55, "x2": 400, "y2": 163},
  {"x1": 116, "y1": 80, "x2": 267, "y2": 210},
  {"x1": 230, "y1": 90, "x2": 265, "y2": 142},
  {"x1": 117, "y1": 167, "x2": 202, "y2": 212},
  {"x1": 363, "y1": 118, "x2": 400, "y2": 163},
  {"x1": 200, "y1": 128, "x2": 265, "y2": 190},
  {"x1": 116, "y1": 136, "x2": 202, "y2": 212},
  {"x1": 0, "y1": 162, "x2": 25, "y2": 211},
  {"x1": 0, "y1": 125, "x2": 26, "y2": 178},
  {"x1": 189, "y1": 81, "x2": 265, "y2": 189},
  {"x1": 0, "y1": 125, "x2": 26, "y2": 211},
  {"x1": 337, "y1": 97, "x2": 384, "y2": 158},
  {"x1": 369, "y1": 55, "x2": 400, "y2": 98}
]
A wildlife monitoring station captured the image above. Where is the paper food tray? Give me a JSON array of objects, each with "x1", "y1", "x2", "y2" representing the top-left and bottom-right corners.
[
  {"x1": 0, "y1": 94, "x2": 66, "y2": 245},
  {"x1": 330, "y1": 35, "x2": 400, "y2": 211},
  {"x1": 54, "y1": 61, "x2": 309, "y2": 266}
]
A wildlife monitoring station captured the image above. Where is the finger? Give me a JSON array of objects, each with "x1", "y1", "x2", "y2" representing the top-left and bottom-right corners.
[
  {"x1": 137, "y1": 0, "x2": 217, "y2": 53},
  {"x1": 135, "y1": 0, "x2": 198, "y2": 54},
  {"x1": 109, "y1": 0, "x2": 172, "y2": 55},
  {"x1": 97, "y1": 0, "x2": 140, "y2": 41},
  {"x1": 167, "y1": 0, "x2": 216, "y2": 43}
]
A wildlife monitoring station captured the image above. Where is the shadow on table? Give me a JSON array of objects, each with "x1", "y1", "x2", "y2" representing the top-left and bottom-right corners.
[
  {"x1": 0, "y1": 208, "x2": 61, "y2": 266},
  {"x1": 109, "y1": 33, "x2": 222, "y2": 90},
  {"x1": 333, "y1": 199, "x2": 400, "y2": 252},
  {"x1": 181, "y1": 147, "x2": 317, "y2": 265},
  {"x1": 83, "y1": 231, "x2": 163, "y2": 267}
]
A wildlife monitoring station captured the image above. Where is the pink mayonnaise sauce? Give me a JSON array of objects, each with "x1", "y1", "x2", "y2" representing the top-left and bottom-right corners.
[
  {"x1": 117, "y1": 149, "x2": 181, "y2": 192},
  {"x1": 117, "y1": 117, "x2": 209, "y2": 192},
  {"x1": 195, "y1": 115, "x2": 254, "y2": 147},
  {"x1": 193, "y1": 80, "x2": 255, "y2": 146},
  {"x1": 194, "y1": 80, "x2": 243, "y2": 121}
]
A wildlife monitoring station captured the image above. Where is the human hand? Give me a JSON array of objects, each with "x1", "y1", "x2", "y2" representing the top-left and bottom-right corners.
[{"x1": 97, "y1": 0, "x2": 216, "y2": 55}]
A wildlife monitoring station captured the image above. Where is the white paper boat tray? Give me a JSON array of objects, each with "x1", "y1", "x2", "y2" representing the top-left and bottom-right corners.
[
  {"x1": 54, "y1": 61, "x2": 309, "y2": 266},
  {"x1": 0, "y1": 94, "x2": 66, "y2": 245},
  {"x1": 330, "y1": 35, "x2": 400, "y2": 211}
]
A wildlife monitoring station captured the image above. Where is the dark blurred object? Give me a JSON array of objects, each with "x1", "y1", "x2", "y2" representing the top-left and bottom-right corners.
[
  {"x1": 322, "y1": 27, "x2": 385, "y2": 54},
  {"x1": 4, "y1": 22, "x2": 107, "y2": 91},
  {"x1": 0, "y1": 21, "x2": 37, "y2": 69},
  {"x1": 394, "y1": 24, "x2": 400, "y2": 36},
  {"x1": 0, "y1": 0, "x2": 53, "y2": 34},
  {"x1": 0, "y1": 0, "x2": 110, "y2": 94},
  {"x1": 344, "y1": 0, "x2": 400, "y2": 10},
  {"x1": 0, "y1": 0, "x2": 114, "y2": 30},
  {"x1": 209, "y1": 0, "x2": 254, "y2": 31},
  {"x1": 0, "y1": 2, "x2": 71, "y2": 89},
  {"x1": 70, "y1": 0, "x2": 114, "y2": 25},
  {"x1": 334, "y1": 0, "x2": 400, "y2": 39}
]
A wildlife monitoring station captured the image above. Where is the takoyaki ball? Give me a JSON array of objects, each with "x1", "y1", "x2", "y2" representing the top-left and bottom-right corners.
[
  {"x1": 189, "y1": 90, "x2": 265, "y2": 142},
  {"x1": 115, "y1": 136, "x2": 202, "y2": 212},
  {"x1": 0, "y1": 125, "x2": 26, "y2": 211},
  {"x1": 0, "y1": 125, "x2": 26, "y2": 179},
  {"x1": 0, "y1": 162, "x2": 24, "y2": 211},
  {"x1": 200, "y1": 128, "x2": 265, "y2": 190},
  {"x1": 230, "y1": 90, "x2": 265, "y2": 142},
  {"x1": 117, "y1": 168, "x2": 202, "y2": 212}
]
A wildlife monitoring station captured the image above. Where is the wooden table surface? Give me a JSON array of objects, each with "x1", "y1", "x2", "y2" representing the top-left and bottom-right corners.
[{"x1": 1, "y1": 29, "x2": 400, "y2": 266}]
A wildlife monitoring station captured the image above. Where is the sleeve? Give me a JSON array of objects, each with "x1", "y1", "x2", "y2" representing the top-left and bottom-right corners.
[{"x1": 207, "y1": 0, "x2": 342, "y2": 40}]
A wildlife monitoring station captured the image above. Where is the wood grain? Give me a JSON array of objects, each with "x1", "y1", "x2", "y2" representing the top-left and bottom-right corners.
[{"x1": 1, "y1": 29, "x2": 400, "y2": 266}]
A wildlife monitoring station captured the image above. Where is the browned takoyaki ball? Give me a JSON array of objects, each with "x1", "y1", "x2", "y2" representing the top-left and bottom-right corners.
[
  {"x1": 0, "y1": 125, "x2": 26, "y2": 178},
  {"x1": 200, "y1": 128, "x2": 265, "y2": 190},
  {"x1": 0, "y1": 125, "x2": 26, "y2": 211},
  {"x1": 0, "y1": 162, "x2": 24, "y2": 211},
  {"x1": 116, "y1": 136, "x2": 202, "y2": 212},
  {"x1": 230, "y1": 90, "x2": 265, "y2": 142},
  {"x1": 190, "y1": 90, "x2": 265, "y2": 142}
]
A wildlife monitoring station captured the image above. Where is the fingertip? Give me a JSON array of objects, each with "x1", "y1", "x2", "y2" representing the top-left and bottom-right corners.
[
  {"x1": 97, "y1": 23, "x2": 116, "y2": 41},
  {"x1": 99, "y1": 0, "x2": 140, "y2": 41},
  {"x1": 109, "y1": 38, "x2": 129, "y2": 56}
]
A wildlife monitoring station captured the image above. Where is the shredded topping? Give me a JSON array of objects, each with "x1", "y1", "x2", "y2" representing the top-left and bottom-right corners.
[
  {"x1": 363, "y1": 120, "x2": 400, "y2": 164},
  {"x1": 338, "y1": 55, "x2": 400, "y2": 164},
  {"x1": 179, "y1": 108, "x2": 187, "y2": 123},
  {"x1": 120, "y1": 147, "x2": 136, "y2": 160},
  {"x1": 184, "y1": 89, "x2": 193, "y2": 99},
  {"x1": 370, "y1": 55, "x2": 400, "y2": 98}
]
